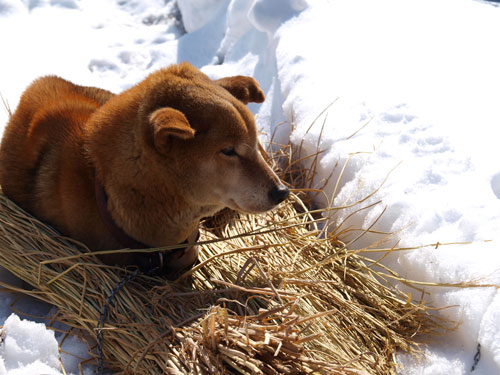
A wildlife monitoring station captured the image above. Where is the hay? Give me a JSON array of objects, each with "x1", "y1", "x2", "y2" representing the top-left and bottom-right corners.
[{"x1": 0, "y1": 145, "x2": 445, "y2": 374}]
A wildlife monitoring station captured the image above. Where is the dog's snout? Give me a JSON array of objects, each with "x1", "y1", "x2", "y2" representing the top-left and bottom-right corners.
[{"x1": 269, "y1": 185, "x2": 290, "y2": 205}]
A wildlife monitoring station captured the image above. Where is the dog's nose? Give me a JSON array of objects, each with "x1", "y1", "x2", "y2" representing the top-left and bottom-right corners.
[{"x1": 269, "y1": 185, "x2": 290, "y2": 205}]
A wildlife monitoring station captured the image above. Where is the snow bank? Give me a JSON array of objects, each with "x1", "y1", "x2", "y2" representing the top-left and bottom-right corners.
[
  {"x1": 193, "y1": 1, "x2": 500, "y2": 373},
  {"x1": 177, "y1": 0, "x2": 227, "y2": 33},
  {"x1": 0, "y1": 314, "x2": 61, "y2": 375},
  {"x1": 0, "y1": 0, "x2": 499, "y2": 374}
]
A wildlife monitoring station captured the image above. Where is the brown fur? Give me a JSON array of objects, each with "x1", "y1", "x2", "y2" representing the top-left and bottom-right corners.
[{"x1": 0, "y1": 62, "x2": 288, "y2": 268}]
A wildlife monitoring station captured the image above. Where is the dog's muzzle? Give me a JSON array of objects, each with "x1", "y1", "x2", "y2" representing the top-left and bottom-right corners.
[{"x1": 269, "y1": 185, "x2": 290, "y2": 205}]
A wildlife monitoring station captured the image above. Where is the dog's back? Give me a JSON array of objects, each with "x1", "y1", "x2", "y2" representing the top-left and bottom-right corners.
[{"x1": 0, "y1": 77, "x2": 113, "y2": 239}]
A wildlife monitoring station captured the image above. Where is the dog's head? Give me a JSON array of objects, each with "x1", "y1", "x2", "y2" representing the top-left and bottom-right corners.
[{"x1": 139, "y1": 63, "x2": 289, "y2": 215}]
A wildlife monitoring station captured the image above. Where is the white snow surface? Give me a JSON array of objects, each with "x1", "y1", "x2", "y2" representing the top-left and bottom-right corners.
[
  {"x1": 0, "y1": 0, "x2": 500, "y2": 374},
  {"x1": 0, "y1": 314, "x2": 60, "y2": 374}
]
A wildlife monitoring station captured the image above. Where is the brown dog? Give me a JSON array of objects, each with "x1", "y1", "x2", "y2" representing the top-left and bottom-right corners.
[{"x1": 0, "y1": 62, "x2": 289, "y2": 271}]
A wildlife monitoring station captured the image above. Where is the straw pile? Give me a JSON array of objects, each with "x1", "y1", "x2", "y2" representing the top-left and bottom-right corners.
[{"x1": 0, "y1": 145, "x2": 444, "y2": 374}]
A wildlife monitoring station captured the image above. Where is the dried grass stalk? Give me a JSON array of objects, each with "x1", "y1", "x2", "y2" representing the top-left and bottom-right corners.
[{"x1": 0, "y1": 138, "x2": 447, "y2": 374}]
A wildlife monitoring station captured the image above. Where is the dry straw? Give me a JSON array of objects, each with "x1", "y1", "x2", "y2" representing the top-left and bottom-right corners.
[{"x1": 0, "y1": 123, "x2": 448, "y2": 374}]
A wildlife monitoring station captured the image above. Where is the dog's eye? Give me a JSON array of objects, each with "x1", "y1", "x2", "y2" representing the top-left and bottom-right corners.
[{"x1": 220, "y1": 147, "x2": 238, "y2": 157}]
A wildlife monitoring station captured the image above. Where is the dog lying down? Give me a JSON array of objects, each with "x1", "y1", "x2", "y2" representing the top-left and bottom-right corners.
[{"x1": 0, "y1": 62, "x2": 289, "y2": 273}]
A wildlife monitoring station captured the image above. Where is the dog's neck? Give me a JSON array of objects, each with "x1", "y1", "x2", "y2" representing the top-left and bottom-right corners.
[
  {"x1": 94, "y1": 175, "x2": 149, "y2": 249},
  {"x1": 94, "y1": 172, "x2": 207, "y2": 249},
  {"x1": 94, "y1": 174, "x2": 203, "y2": 272}
]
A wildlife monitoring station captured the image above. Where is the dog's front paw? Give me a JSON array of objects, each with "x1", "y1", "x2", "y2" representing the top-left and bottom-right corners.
[{"x1": 215, "y1": 76, "x2": 265, "y2": 104}]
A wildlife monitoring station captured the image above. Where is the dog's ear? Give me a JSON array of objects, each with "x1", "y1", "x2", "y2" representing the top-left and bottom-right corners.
[
  {"x1": 215, "y1": 76, "x2": 265, "y2": 104},
  {"x1": 149, "y1": 108, "x2": 194, "y2": 152}
]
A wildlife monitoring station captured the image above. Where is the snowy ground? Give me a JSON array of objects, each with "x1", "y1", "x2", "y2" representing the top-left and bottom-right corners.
[{"x1": 0, "y1": 0, "x2": 499, "y2": 374}]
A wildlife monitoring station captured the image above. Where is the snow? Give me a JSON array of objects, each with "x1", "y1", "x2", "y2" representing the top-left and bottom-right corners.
[
  {"x1": 177, "y1": 0, "x2": 227, "y2": 33},
  {"x1": 0, "y1": 314, "x2": 60, "y2": 374},
  {"x1": 0, "y1": 0, "x2": 499, "y2": 374}
]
